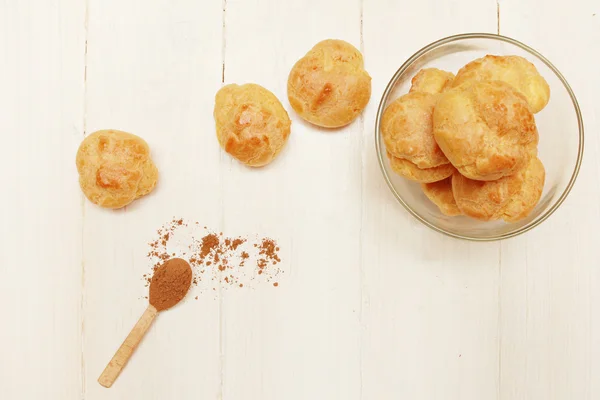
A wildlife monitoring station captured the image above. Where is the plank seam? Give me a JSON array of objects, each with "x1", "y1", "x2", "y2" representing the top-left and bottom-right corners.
[
  {"x1": 496, "y1": 0, "x2": 500, "y2": 34},
  {"x1": 80, "y1": 0, "x2": 90, "y2": 397},
  {"x1": 498, "y1": 244, "x2": 502, "y2": 400},
  {"x1": 359, "y1": 0, "x2": 366, "y2": 399},
  {"x1": 221, "y1": 0, "x2": 227, "y2": 83},
  {"x1": 219, "y1": 2, "x2": 228, "y2": 398}
]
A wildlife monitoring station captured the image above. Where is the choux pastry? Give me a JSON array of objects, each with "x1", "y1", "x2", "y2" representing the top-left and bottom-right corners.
[
  {"x1": 433, "y1": 80, "x2": 539, "y2": 181},
  {"x1": 388, "y1": 152, "x2": 456, "y2": 183},
  {"x1": 421, "y1": 177, "x2": 462, "y2": 216},
  {"x1": 214, "y1": 83, "x2": 291, "y2": 167},
  {"x1": 409, "y1": 68, "x2": 455, "y2": 95},
  {"x1": 382, "y1": 91, "x2": 449, "y2": 169},
  {"x1": 452, "y1": 157, "x2": 545, "y2": 222},
  {"x1": 451, "y1": 55, "x2": 550, "y2": 113},
  {"x1": 76, "y1": 129, "x2": 158, "y2": 209},
  {"x1": 287, "y1": 39, "x2": 371, "y2": 128}
]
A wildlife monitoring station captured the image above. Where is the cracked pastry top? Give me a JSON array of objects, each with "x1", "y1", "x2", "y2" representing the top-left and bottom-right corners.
[
  {"x1": 214, "y1": 83, "x2": 291, "y2": 167},
  {"x1": 433, "y1": 80, "x2": 539, "y2": 181},
  {"x1": 452, "y1": 156, "x2": 545, "y2": 222},
  {"x1": 451, "y1": 55, "x2": 550, "y2": 113},
  {"x1": 76, "y1": 129, "x2": 158, "y2": 209},
  {"x1": 287, "y1": 39, "x2": 371, "y2": 128}
]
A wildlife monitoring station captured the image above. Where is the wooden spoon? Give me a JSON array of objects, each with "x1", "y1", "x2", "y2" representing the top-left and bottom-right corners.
[{"x1": 98, "y1": 258, "x2": 192, "y2": 388}]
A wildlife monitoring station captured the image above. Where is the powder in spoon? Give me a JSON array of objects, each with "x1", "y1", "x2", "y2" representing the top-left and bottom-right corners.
[{"x1": 149, "y1": 258, "x2": 192, "y2": 311}]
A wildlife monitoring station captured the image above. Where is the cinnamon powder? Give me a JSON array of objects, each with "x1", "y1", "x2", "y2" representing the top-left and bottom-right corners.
[
  {"x1": 200, "y1": 234, "x2": 219, "y2": 259},
  {"x1": 149, "y1": 258, "x2": 192, "y2": 311},
  {"x1": 144, "y1": 218, "x2": 282, "y2": 295}
]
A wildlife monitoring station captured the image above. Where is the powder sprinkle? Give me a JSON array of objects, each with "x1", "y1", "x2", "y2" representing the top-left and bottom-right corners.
[{"x1": 144, "y1": 218, "x2": 282, "y2": 297}]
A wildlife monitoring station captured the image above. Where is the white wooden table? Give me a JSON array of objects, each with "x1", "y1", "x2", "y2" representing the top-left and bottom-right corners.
[{"x1": 1, "y1": 1, "x2": 598, "y2": 399}]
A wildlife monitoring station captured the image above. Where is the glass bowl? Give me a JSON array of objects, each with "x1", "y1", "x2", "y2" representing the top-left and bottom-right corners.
[{"x1": 375, "y1": 33, "x2": 584, "y2": 241}]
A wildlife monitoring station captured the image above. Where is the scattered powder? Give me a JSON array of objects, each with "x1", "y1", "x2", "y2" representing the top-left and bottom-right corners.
[
  {"x1": 200, "y1": 234, "x2": 220, "y2": 259},
  {"x1": 144, "y1": 218, "x2": 282, "y2": 296},
  {"x1": 258, "y1": 239, "x2": 281, "y2": 263},
  {"x1": 257, "y1": 259, "x2": 268, "y2": 270},
  {"x1": 240, "y1": 251, "x2": 249, "y2": 267},
  {"x1": 231, "y1": 239, "x2": 244, "y2": 250},
  {"x1": 146, "y1": 217, "x2": 191, "y2": 285}
]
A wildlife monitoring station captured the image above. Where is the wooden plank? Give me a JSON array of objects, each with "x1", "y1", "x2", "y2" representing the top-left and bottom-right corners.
[
  {"x1": 220, "y1": 0, "x2": 364, "y2": 399},
  {"x1": 498, "y1": 1, "x2": 599, "y2": 399},
  {"x1": 0, "y1": 0, "x2": 85, "y2": 398},
  {"x1": 82, "y1": 1, "x2": 224, "y2": 398},
  {"x1": 361, "y1": 1, "x2": 500, "y2": 399},
  {"x1": 2, "y1": 1, "x2": 597, "y2": 399}
]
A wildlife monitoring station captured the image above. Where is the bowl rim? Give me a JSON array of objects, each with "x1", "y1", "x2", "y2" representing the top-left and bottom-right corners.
[{"x1": 375, "y1": 32, "x2": 585, "y2": 242}]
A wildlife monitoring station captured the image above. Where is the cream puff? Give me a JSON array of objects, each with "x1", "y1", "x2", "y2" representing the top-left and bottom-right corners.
[
  {"x1": 433, "y1": 80, "x2": 539, "y2": 181},
  {"x1": 287, "y1": 39, "x2": 371, "y2": 128},
  {"x1": 388, "y1": 152, "x2": 456, "y2": 183},
  {"x1": 421, "y1": 177, "x2": 462, "y2": 216},
  {"x1": 452, "y1": 157, "x2": 545, "y2": 222},
  {"x1": 451, "y1": 55, "x2": 550, "y2": 113},
  {"x1": 409, "y1": 68, "x2": 455, "y2": 95},
  {"x1": 214, "y1": 83, "x2": 291, "y2": 167},
  {"x1": 382, "y1": 91, "x2": 449, "y2": 169},
  {"x1": 76, "y1": 129, "x2": 158, "y2": 209}
]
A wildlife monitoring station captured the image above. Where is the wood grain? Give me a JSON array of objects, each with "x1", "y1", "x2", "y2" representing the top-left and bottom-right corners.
[
  {"x1": 220, "y1": 1, "x2": 363, "y2": 398},
  {"x1": 361, "y1": 1, "x2": 501, "y2": 399},
  {"x1": 81, "y1": 1, "x2": 224, "y2": 399},
  {"x1": 0, "y1": 1, "x2": 85, "y2": 398},
  {"x1": 498, "y1": 1, "x2": 599, "y2": 398},
  {"x1": 0, "y1": 0, "x2": 598, "y2": 399}
]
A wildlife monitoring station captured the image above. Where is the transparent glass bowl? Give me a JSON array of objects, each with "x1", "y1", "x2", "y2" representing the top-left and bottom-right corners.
[{"x1": 375, "y1": 33, "x2": 584, "y2": 241}]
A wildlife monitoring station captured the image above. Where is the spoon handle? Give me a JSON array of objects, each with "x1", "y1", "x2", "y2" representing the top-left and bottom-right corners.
[{"x1": 98, "y1": 304, "x2": 158, "y2": 388}]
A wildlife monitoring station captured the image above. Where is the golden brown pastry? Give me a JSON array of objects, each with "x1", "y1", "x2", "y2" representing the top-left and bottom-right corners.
[
  {"x1": 452, "y1": 157, "x2": 545, "y2": 222},
  {"x1": 76, "y1": 129, "x2": 158, "y2": 209},
  {"x1": 421, "y1": 177, "x2": 462, "y2": 216},
  {"x1": 387, "y1": 152, "x2": 455, "y2": 183},
  {"x1": 382, "y1": 92, "x2": 449, "y2": 168},
  {"x1": 287, "y1": 39, "x2": 371, "y2": 128},
  {"x1": 451, "y1": 55, "x2": 550, "y2": 113},
  {"x1": 409, "y1": 68, "x2": 455, "y2": 94},
  {"x1": 433, "y1": 80, "x2": 539, "y2": 181},
  {"x1": 214, "y1": 83, "x2": 291, "y2": 167}
]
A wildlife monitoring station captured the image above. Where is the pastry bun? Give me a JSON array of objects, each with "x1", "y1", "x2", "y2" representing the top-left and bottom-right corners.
[
  {"x1": 388, "y1": 152, "x2": 456, "y2": 183},
  {"x1": 214, "y1": 83, "x2": 291, "y2": 167},
  {"x1": 287, "y1": 39, "x2": 371, "y2": 128},
  {"x1": 452, "y1": 157, "x2": 545, "y2": 222},
  {"x1": 433, "y1": 80, "x2": 539, "y2": 181},
  {"x1": 381, "y1": 91, "x2": 449, "y2": 168},
  {"x1": 76, "y1": 129, "x2": 158, "y2": 209},
  {"x1": 421, "y1": 177, "x2": 462, "y2": 216},
  {"x1": 410, "y1": 68, "x2": 455, "y2": 95},
  {"x1": 451, "y1": 55, "x2": 550, "y2": 113}
]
